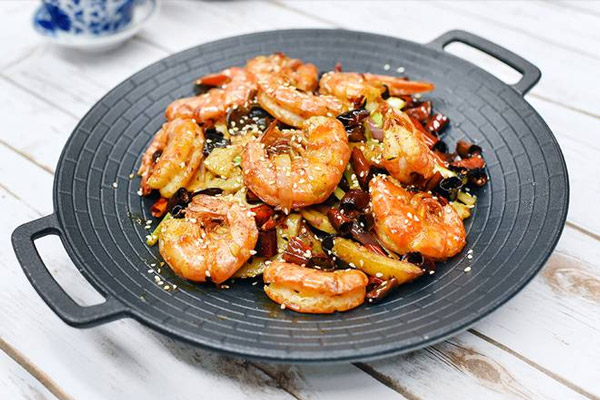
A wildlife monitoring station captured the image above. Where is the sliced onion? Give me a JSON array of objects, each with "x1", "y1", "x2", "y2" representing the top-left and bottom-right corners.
[{"x1": 366, "y1": 118, "x2": 384, "y2": 141}]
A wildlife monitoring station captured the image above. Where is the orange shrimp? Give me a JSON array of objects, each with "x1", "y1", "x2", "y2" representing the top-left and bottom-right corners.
[
  {"x1": 165, "y1": 67, "x2": 257, "y2": 123},
  {"x1": 263, "y1": 262, "x2": 368, "y2": 313},
  {"x1": 257, "y1": 73, "x2": 347, "y2": 128},
  {"x1": 241, "y1": 116, "x2": 350, "y2": 212},
  {"x1": 246, "y1": 53, "x2": 319, "y2": 92},
  {"x1": 319, "y1": 71, "x2": 434, "y2": 103},
  {"x1": 362, "y1": 73, "x2": 435, "y2": 96},
  {"x1": 370, "y1": 175, "x2": 466, "y2": 260},
  {"x1": 138, "y1": 118, "x2": 204, "y2": 198},
  {"x1": 159, "y1": 195, "x2": 258, "y2": 284},
  {"x1": 380, "y1": 104, "x2": 445, "y2": 184},
  {"x1": 319, "y1": 71, "x2": 384, "y2": 105}
]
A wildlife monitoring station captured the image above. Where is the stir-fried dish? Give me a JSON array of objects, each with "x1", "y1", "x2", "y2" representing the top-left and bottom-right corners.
[{"x1": 138, "y1": 53, "x2": 488, "y2": 314}]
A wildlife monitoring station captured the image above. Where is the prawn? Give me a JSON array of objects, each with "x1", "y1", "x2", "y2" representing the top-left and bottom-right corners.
[
  {"x1": 159, "y1": 195, "x2": 258, "y2": 284},
  {"x1": 263, "y1": 262, "x2": 368, "y2": 313},
  {"x1": 319, "y1": 72, "x2": 434, "y2": 103},
  {"x1": 257, "y1": 73, "x2": 347, "y2": 128},
  {"x1": 138, "y1": 118, "x2": 205, "y2": 198},
  {"x1": 242, "y1": 116, "x2": 350, "y2": 212},
  {"x1": 319, "y1": 71, "x2": 384, "y2": 105},
  {"x1": 380, "y1": 104, "x2": 445, "y2": 184},
  {"x1": 370, "y1": 175, "x2": 466, "y2": 260},
  {"x1": 165, "y1": 67, "x2": 257, "y2": 123},
  {"x1": 246, "y1": 53, "x2": 319, "y2": 92}
]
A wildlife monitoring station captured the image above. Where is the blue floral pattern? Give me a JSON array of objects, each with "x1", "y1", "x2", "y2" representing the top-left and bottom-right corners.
[{"x1": 35, "y1": 0, "x2": 139, "y2": 36}]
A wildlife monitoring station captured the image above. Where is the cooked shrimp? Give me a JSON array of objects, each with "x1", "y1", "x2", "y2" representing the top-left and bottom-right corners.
[
  {"x1": 319, "y1": 72, "x2": 384, "y2": 105},
  {"x1": 138, "y1": 118, "x2": 204, "y2": 198},
  {"x1": 159, "y1": 195, "x2": 258, "y2": 284},
  {"x1": 257, "y1": 73, "x2": 347, "y2": 128},
  {"x1": 246, "y1": 53, "x2": 319, "y2": 92},
  {"x1": 370, "y1": 175, "x2": 466, "y2": 260},
  {"x1": 165, "y1": 67, "x2": 257, "y2": 122},
  {"x1": 362, "y1": 73, "x2": 435, "y2": 96},
  {"x1": 263, "y1": 262, "x2": 368, "y2": 313},
  {"x1": 380, "y1": 104, "x2": 444, "y2": 184},
  {"x1": 319, "y1": 72, "x2": 434, "y2": 103},
  {"x1": 242, "y1": 116, "x2": 350, "y2": 211}
]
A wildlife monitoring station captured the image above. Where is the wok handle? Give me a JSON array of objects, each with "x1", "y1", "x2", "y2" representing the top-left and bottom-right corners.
[
  {"x1": 427, "y1": 30, "x2": 541, "y2": 96},
  {"x1": 11, "y1": 214, "x2": 128, "y2": 327}
]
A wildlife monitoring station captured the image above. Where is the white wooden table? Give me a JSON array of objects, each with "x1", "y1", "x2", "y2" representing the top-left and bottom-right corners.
[{"x1": 2, "y1": 1, "x2": 599, "y2": 399}]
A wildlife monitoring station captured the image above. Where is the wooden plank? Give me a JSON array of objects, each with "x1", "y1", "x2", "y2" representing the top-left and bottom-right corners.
[
  {"x1": 0, "y1": 77, "x2": 75, "y2": 173},
  {"x1": 470, "y1": 223, "x2": 600, "y2": 397},
  {"x1": 358, "y1": 332, "x2": 589, "y2": 400},
  {"x1": 0, "y1": 345, "x2": 61, "y2": 400},
  {"x1": 554, "y1": 0, "x2": 600, "y2": 15},
  {"x1": 138, "y1": 1, "x2": 331, "y2": 53},
  {"x1": 437, "y1": 0, "x2": 600, "y2": 61},
  {"x1": 274, "y1": 0, "x2": 600, "y2": 117},
  {"x1": 0, "y1": 1, "x2": 43, "y2": 72},
  {"x1": 1, "y1": 40, "x2": 166, "y2": 118}
]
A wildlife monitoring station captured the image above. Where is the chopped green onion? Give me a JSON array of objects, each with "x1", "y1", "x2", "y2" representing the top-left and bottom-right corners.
[
  {"x1": 333, "y1": 186, "x2": 345, "y2": 201},
  {"x1": 344, "y1": 164, "x2": 360, "y2": 190},
  {"x1": 450, "y1": 202, "x2": 471, "y2": 220},
  {"x1": 386, "y1": 96, "x2": 405, "y2": 110},
  {"x1": 433, "y1": 163, "x2": 456, "y2": 179},
  {"x1": 146, "y1": 213, "x2": 173, "y2": 246},
  {"x1": 233, "y1": 155, "x2": 242, "y2": 166},
  {"x1": 371, "y1": 112, "x2": 383, "y2": 128},
  {"x1": 457, "y1": 190, "x2": 477, "y2": 207}
]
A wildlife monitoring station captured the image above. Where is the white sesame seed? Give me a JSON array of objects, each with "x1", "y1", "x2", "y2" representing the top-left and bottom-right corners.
[
  {"x1": 396, "y1": 66, "x2": 405, "y2": 73},
  {"x1": 464, "y1": 266, "x2": 472, "y2": 272},
  {"x1": 112, "y1": 182, "x2": 118, "y2": 188},
  {"x1": 280, "y1": 304, "x2": 286, "y2": 309},
  {"x1": 383, "y1": 64, "x2": 390, "y2": 70},
  {"x1": 129, "y1": 173, "x2": 134, "y2": 179}
]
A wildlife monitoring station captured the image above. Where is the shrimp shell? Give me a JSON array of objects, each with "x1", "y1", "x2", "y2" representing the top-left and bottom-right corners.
[
  {"x1": 242, "y1": 116, "x2": 351, "y2": 211},
  {"x1": 263, "y1": 262, "x2": 368, "y2": 313},
  {"x1": 370, "y1": 175, "x2": 466, "y2": 260},
  {"x1": 257, "y1": 74, "x2": 347, "y2": 128},
  {"x1": 159, "y1": 195, "x2": 258, "y2": 284},
  {"x1": 165, "y1": 67, "x2": 257, "y2": 123},
  {"x1": 138, "y1": 118, "x2": 205, "y2": 198},
  {"x1": 381, "y1": 106, "x2": 440, "y2": 184}
]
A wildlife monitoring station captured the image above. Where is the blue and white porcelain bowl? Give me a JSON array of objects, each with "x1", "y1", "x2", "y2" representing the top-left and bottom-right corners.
[
  {"x1": 37, "y1": 0, "x2": 137, "y2": 36},
  {"x1": 33, "y1": 0, "x2": 157, "y2": 52}
]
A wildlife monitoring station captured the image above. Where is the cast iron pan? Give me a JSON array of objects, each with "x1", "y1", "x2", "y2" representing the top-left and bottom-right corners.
[{"x1": 12, "y1": 30, "x2": 569, "y2": 363}]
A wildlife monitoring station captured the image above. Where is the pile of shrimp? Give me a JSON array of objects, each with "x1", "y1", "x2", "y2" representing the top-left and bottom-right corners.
[{"x1": 138, "y1": 53, "x2": 489, "y2": 314}]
